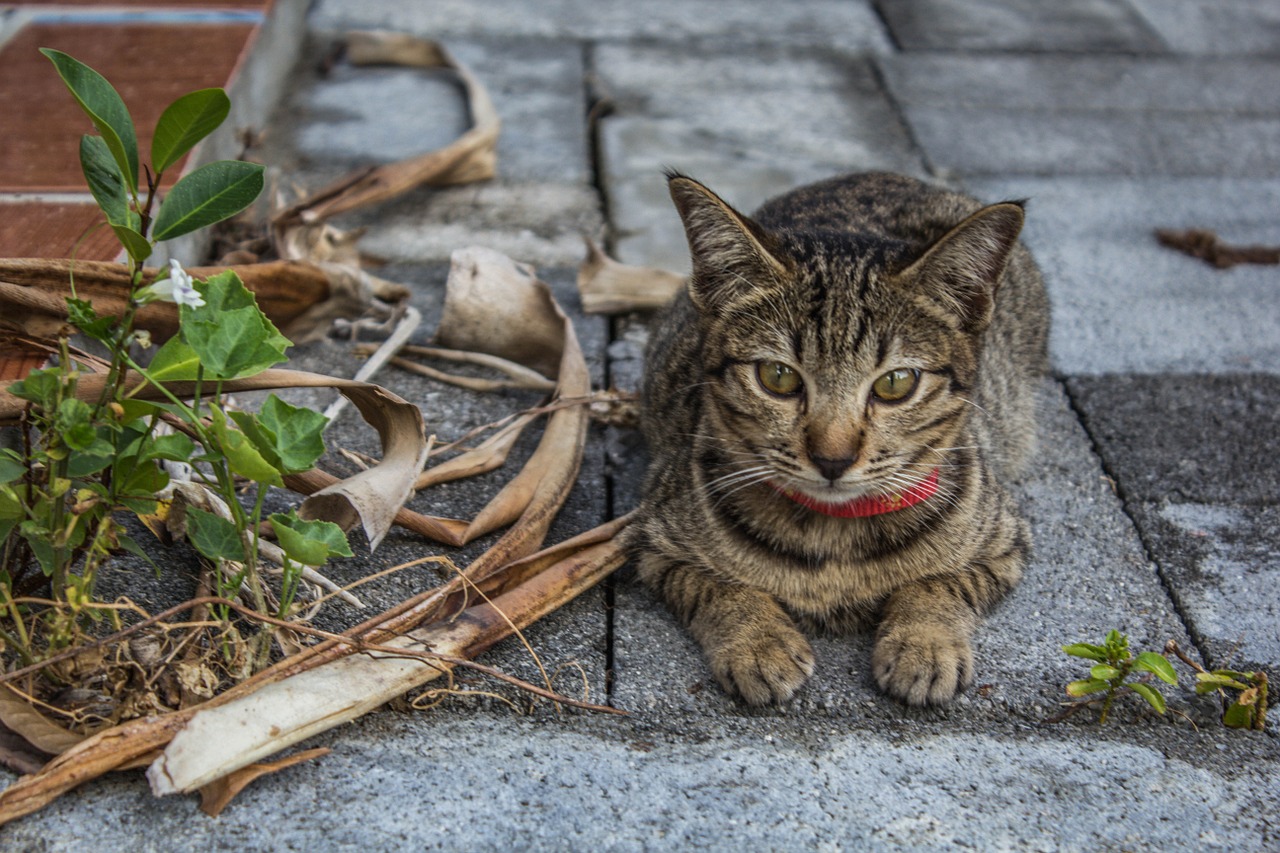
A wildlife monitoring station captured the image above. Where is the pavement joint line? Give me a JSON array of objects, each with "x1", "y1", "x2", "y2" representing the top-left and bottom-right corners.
[{"x1": 1056, "y1": 372, "x2": 1211, "y2": 668}]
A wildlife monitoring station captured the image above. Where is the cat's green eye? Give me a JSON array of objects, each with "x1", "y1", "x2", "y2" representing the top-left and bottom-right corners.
[
  {"x1": 756, "y1": 361, "x2": 802, "y2": 397},
  {"x1": 871, "y1": 368, "x2": 919, "y2": 402}
]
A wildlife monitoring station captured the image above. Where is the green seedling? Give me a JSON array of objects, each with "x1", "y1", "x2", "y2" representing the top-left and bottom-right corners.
[{"x1": 1061, "y1": 630, "x2": 1178, "y2": 724}]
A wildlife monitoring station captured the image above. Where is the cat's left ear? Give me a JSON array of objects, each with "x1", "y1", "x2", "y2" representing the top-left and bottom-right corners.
[
  {"x1": 898, "y1": 201, "x2": 1025, "y2": 334},
  {"x1": 667, "y1": 173, "x2": 789, "y2": 311}
]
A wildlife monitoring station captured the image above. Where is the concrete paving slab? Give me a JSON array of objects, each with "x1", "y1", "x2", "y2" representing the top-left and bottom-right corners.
[
  {"x1": 968, "y1": 177, "x2": 1280, "y2": 375},
  {"x1": 1065, "y1": 374, "x2": 1280, "y2": 673},
  {"x1": 878, "y1": 54, "x2": 1280, "y2": 114},
  {"x1": 875, "y1": 0, "x2": 1165, "y2": 53},
  {"x1": 309, "y1": 0, "x2": 894, "y2": 53},
  {"x1": 6, "y1": 704, "x2": 1277, "y2": 850},
  {"x1": 593, "y1": 44, "x2": 924, "y2": 267},
  {"x1": 1132, "y1": 0, "x2": 1280, "y2": 56},
  {"x1": 880, "y1": 52, "x2": 1280, "y2": 178},
  {"x1": 901, "y1": 109, "x2": 1280, "y2": 178},
  {"x1": 253, "y1": 37, "x2": 603, "y2": 265}
]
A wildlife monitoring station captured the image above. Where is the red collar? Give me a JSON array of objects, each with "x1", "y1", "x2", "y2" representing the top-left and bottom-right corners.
[{"x1": 769, "y1": 469, "x2": 940, "y2": 519}]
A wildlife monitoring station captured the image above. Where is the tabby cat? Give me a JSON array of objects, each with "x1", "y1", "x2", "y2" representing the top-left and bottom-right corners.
[{"x1": 632, "y1": 171, "x2": 1050, "y2": 706}]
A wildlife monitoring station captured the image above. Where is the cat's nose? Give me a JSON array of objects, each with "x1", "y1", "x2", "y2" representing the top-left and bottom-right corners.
[{"x1": 810, "y1": 454, "x2": 854, "y2": 482}]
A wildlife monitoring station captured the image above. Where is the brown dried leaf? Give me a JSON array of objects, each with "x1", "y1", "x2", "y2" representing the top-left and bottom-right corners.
[
  {"x1": 436, "y1": 247, "x2": 566, "y2": 378},
  {"x1": 0, "y1": 258, "x2": 409, "y2": 346},
  {"x1": 272, "y1": 32, "x2": 499, "y2": 233},
  {"x1": 198, "y1": 747, "x2": 330, "y2": 817},
  {"x1": 576, "y1": 237, "x2": 684, "y2": 314},
  {"x1": 0, "y1": 686, "x2": 85, "y2": 758}
]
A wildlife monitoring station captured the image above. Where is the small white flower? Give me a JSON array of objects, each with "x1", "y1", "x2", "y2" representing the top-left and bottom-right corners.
[{"x1": 147, "y1": 259, "x2": 205, "y2": 308}]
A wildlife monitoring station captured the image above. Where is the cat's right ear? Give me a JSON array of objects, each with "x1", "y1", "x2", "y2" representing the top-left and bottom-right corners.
[{"x1": 667, "y1": 173, "x2": 788, "y2": 311}]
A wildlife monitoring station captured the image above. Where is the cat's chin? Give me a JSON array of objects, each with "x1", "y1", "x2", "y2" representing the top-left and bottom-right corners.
[{"x1": 765, "y1": 469, "x2": 940, "y2": 519}]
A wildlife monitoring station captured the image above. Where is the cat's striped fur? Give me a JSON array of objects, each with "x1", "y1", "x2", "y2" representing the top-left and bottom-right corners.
[{"x1": 632, "y1": 172, "x2": 1050, "y2": 705}]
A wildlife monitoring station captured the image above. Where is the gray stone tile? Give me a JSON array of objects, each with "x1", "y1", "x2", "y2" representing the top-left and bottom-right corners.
[
  {"x1": 880, "y1": 53, "x2": 1280, "y2": 179},
  {"x1": 253, "y1": 37, "x2": 602, "y2": 265},
  {"x1": 904, "y1": 109, "x2": 1280, "y2": 177},
  {"x1": 6, "y1": 711, "x2": 1278, "y2": 850},
  {"x1": 1132, "y1": 0, "x2": 1280, "y2": 56},
  {"x1": 1065, "y1": 374, "x2": 1280, "y2": 672},
  {"x1": 875, "y1": 0, "x2": 1165, "y2": 53},
  {"x1": 1065, "y1": 374, "x2": 1280, "y2": 507},
  {"x1": 311, "y1": 0, "x2": 893, "y2": 52},
  {"x1": 969, "y1": 177, "x2": 1280, "y2": 375},
  {"x1": 880, "y1": 54, "x2": 1280, "y2": 113},
  {"x1": 594, "y1": 44, "x2": 925, "y2": 268}
]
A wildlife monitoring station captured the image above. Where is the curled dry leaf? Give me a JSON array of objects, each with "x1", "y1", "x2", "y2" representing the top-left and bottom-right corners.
[
  {"x1": 0, "y1": 258, "x2": 409, "y2": 346},
  {"x1": 576, "y1": 237, "x2": 685, "y2": 314},
  {"x1": 437, "y1": 247, "x2": 566, "y2": 378},
  {"x1": 272, "y1": 32, "x2": 499, "y2": 237},
  {"x1": 198, "y1": 747, "x2": 331, "y2": 817}
]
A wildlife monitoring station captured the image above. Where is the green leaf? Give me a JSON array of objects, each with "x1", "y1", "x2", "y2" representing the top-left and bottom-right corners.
[
  {"x1": 211, "y1": 408, "x2": 282, "y2": 486},
  {"x1": 0, "y1": 454, "x2": 24, "y2": 485},
  {"x1": 258, "y1": 395, "x2": 328, "y2": 474},
  {"x1": 184, "y1": 507, "x2": 246, "y2": 562},
  {"x1": 145, "y1": 335, "x2": 203, "y2": 383},
  {"x1": 79, "y1": 134, "x2": 130, "y2": 225},
  {"x1": 269, "y1": 512, "x2": 352, "y2": 566},
  {"x1": 227, "y1": 409, "x2": 282, "y2": 471},
  {"x1": 152, "y1": 160, "x2": 264, "y2": 241},
  {"x1": 1129, "y1": 682, "x2": 1167, "y2": 714},
  {"x1": 1196, "y1": 672, "x2": 1249, "y2": 694},
  {"x1": 1223, "y1": 701, "x2": 1257, "y2": 729},
  {"x1": 1066, "y1": 679, "x2": 1110, "y2": 698},
  {"x1": 65, "y1": 296, "x2": 117, "y2": 341},
  {"x1": 115, "y1": 533, "x2": 159, "y2": 575},
  {"x1": 1090, "y1": 664, "x2": 1123, "y2": 682},
  {"x1": 41, "y1": 49, "x2": 139, "y2": 193},
  {"x1": 1133, "y1": 652, "x2": 1178, "y2": 685},
  {"x1": 151, "y1": 88, "x2": 231, "y2": 175},
  {"x1": 139, "y1": 433, "x2": 197, "y2": 464},
  {"x1": 1062, "y1": 643, "x2": 1108, "y2": 662},
  {"x1": 7, "y1": 367, "x2": 61, "y2": 407},
  {"x1": 181, "y1": 271, "x2": 289, "y2": 379},
  {"x1": 111, "y1": 224, "x2": 153, "y2": 262}
]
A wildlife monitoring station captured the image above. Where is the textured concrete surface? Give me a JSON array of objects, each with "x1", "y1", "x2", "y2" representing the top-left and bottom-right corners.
[{"x1": 3, "y1": 0, "x2": 1278, "y2": 849}]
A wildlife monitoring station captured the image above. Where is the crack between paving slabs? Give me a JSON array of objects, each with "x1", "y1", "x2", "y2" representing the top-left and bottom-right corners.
[
  {"x1": 1056, "y1": 371, "x2": 1215, "y2": 669},
  {"x1": 582, "y1": 37, "x2": 623, "y2": 707}
]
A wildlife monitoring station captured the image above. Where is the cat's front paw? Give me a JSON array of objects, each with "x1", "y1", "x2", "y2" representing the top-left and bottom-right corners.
[
  {"x1": 707, "y1": 621, "x2": 815, "y2": 706},
  {"x1": 871, "y1": 623, "x2": 974, "y2": 706}
]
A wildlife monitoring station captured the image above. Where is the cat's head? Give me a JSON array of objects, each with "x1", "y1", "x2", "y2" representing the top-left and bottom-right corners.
[{"x1": 667, "y1": 173, "x2": 1024, "y2": 511}]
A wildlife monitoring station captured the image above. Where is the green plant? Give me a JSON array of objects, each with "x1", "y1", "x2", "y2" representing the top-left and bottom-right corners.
[
  {"x1": 0, "y1": 50, "x2": 350, "y2": 667},
  {"x1": 1061, "y1": 630, "x2": 1178, "y2": 724},
  {"x1": 1164, "y1": 641, "x2": 1269, "y2": 731}
]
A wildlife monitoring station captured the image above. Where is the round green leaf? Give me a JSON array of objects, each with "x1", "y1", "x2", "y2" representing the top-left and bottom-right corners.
[
  {"x1": 185, "y1": 507, "x2": 246, "y2": 562},
  {"x1": 181, "y1": 272, "x2": 289, "y2": 378},
  {"x1": 152, "y1": 160, "x2": 264, "y2": 241},
  {"x1": 41, "y1": 48, "x2": 139, "y2": 193},
  {"x1": 151, "y1": 88, "x2": 231, "y2": 175},
  {"x1": 258, "y1": 395, "x2": 328, "y2": 474}
]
